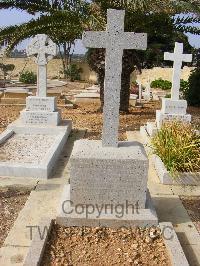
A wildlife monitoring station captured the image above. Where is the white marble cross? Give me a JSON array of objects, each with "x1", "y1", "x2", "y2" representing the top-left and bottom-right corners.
[
  {"x1": 83, "y1": 9, "x2": 147, "y2": 147},
  {"x1": 26, "y1": 34, "x2": 57, "y2": 97},
  {"x1": 136, "y1": 80, "x2": 142, "y2": 103},
  {"x1": 164, "y1": 42, "x2": 192, "y2": 100}
]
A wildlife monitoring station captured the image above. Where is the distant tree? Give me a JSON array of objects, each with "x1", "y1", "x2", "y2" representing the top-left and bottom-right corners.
[
  {"x1": 0, "y1": 0, "x2": 90, "y2": 75},
  {"x1": 0, "y1": 63, "x2": 15, "y2": 86},
  {"x1": 185, "y1": 67, "x2": 200, "y2": 106}
]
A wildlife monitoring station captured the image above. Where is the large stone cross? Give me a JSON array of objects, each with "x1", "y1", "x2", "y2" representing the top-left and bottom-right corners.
[
  {"x1": 26, "y1": 34, "x2": 57, "y2": 97},
  {"x1": 83, "y1": 9, "x2": 147, "y2": 147},
  {"x1": 164, "y1": 42, "x2": 192, "y2": 100}
]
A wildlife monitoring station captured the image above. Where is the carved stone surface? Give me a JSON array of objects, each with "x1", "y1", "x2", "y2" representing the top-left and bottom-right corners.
[
  {"x1": 20, "y1": 110, "x2": 61, "y2": 126},
  {"x1": 164, "y1": 42, "x2": 192, "y2": 101},
  {"x1": 161, "y1": 98, "x2": 187, "y2": 115},
  {"x1": 70, "y1": 140, "x2": 148, "y2": 209},
  {"x1": 26, "y1": 96, "x2": 57, "y2": 112},
  {"x1": 83, "y1": 9, "x2": 147, "y2": 147},
  {"x1": 156, "y1": 110, "x2": 191, "y2": 129},
  {"x1": 26, "y1": 34, "x2": 57, "y2": 97}
]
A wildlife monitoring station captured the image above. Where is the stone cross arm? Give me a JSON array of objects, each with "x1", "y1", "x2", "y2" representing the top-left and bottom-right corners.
[
  {"x1": 83, "y1": 31, "x2": 147, "y2": 50},
  {"x1": 164, "y1": 51, "x2": 192, "y2": 62},
  {"x1": 27, "y1": 34, "x2": 57, "y2": 65},
  {"x1": 164, "y1": 42, "x2": 192, "y2": 101},
  {"x1": 164, "y1": 42, "x2": 192, "y2": 63}
]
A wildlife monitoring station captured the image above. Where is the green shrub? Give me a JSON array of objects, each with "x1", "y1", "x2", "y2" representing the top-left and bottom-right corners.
[
  {"x1": 165, "y1": 93, "x2": 171, "y2": 98},
  {"x1": 19, "y1": 71, "x2": 37, "y2": 84},
  {"x1": 185, "y1": 68, "x2": 200, "y2": 106},
  {"x1": 64, "y1": 64, "x2": 82, "y2": 82},
  {"x1": 151, "y1": 78, "x2": 172, "y2": 90},
  {"x1": 180, "y1": 79, "x2": 189, "y2": 93},
  {"x1": 151, "y1": 122, "x2": 200, "y2": 177}
]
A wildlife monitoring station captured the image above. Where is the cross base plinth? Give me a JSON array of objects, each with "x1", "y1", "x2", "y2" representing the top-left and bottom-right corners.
[
  {"x1": 56, "y1": 139, "x2": 158, "y2": 228},
  {"x1": 161, "y1": 98, "x2": 187, "y2": 115},
  {"x1": 156, "y1": 110, "x2": 191, "y2": 129},
  {"x1": 57, "y1": 185, "x2": 158, "y2": 228},
  {"x1": 20, "y1": 110, "x2": 61, "y2": 126},
  {"x1": 20, "y1": 96, "x2": 61, "y2": 126}
]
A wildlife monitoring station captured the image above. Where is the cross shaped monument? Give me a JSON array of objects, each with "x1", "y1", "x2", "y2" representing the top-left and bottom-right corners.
[
  {"x1": 26, "y1": 34, "x2": 57, "y2": 97},
  {"x1": 164, "y1": 42, "x2": 192, "y2": 101},
  {"x1": 83, "y1": 9, "x2": 147, "y2": 147}
]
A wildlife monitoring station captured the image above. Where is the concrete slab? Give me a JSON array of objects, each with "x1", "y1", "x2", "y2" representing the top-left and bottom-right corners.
[
  {"x1": 23, "y1": 218, "x2": 52, "y2": 266},
  {"x1": 57, "y1": 185, "x2": 158, "y2": 228},
  {"x1": 159, "y1": 222, "x2": 189, "y2": 266},
  {"x1": 0, "y1": 176, "x2": 39, "y2": 189},
  {"x1": 0, "y1": 120, "x2": 72, "y2": 178},
  {"x1": 152, "y1": 194, "x2": 200, "y2": 264},
  {"x1": 0, "y1": 246, "x2": 29, "y2": 266}
]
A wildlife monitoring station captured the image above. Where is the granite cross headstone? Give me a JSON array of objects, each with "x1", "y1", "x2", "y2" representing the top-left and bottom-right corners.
[
  {"x1": 164, "y1": 42, "x2": 192, "y2": 101},
  {"x1": 83, "y1": 9, "x2": 147, "y2": 147},
  {"x1": 26, "y1": 34, "x2": 57, "y2": 97}
]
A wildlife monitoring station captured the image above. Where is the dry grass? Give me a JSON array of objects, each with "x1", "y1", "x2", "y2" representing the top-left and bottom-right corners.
[{"x1": 151, "y1": 122, "x2": 200, "y2": 176}]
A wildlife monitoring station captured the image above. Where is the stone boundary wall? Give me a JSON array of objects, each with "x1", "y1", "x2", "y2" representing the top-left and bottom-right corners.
[{"x1": 1, "y1": 58, "x2": 194, "y2": 84}]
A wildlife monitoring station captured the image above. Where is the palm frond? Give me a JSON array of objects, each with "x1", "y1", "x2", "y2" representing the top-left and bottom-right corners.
[
  {"x1": 0, "y1": 0, "x2": 53, "y2": 14},
  {"x1": 0, "y1": 10, "x2": 85, "y2": 52}
]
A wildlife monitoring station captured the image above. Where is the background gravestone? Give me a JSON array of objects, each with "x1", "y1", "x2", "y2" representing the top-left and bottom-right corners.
[
  {"x1": 156, "y1": 42, "x2": 192, "y2": 128},
  {"x1": 20, "y1": 34, "x2": 61, "y2": 126}
]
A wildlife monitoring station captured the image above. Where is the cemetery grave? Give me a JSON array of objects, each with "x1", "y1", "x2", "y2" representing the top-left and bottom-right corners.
[
  {"x1": 142, "y1": 42, "x2": 193, "y2": 138},
  {"x1": 42, "y1": 222, "x2": 171, "y2": 265},
  {"x1": 0, "y1": 34, "x2": 72, "y2": 178}
]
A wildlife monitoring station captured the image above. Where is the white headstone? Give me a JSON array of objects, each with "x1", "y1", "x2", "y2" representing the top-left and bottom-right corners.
[
  {"x1": 83, "y1": 9, "x2": 147, "y2": 147},
  {"x1": 26, "y1": 34, "x2": 57, "y2": 97},
  {"x1": 136, "y1": 80, "x2": 142, "y2": 103},
  {"x1": 164, "y1": 42, "x2": 192, "y2": 100}
]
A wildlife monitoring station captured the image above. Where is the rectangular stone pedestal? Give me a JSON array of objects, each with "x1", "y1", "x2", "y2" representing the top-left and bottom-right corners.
[
  {"x1": 20, "y1": 96, "x2": 61, "y2": 126},
  {"x1": 56, "y1": 139, "x2": 158, "y2": 228},
  {"x1": 161, "y1": 98, "x2": 187, "y2": 115},
  {"x1": 70, "y1": 140, "x2": 148, "y2": 209},
  {"x1": 156, "y1": 110, "x2": 191, "y2": 129},
  {"x1": 26, "y1": 96, "x2": 57, "y2": 112},
  {"x1": 20, "y1": 110, "x2": 61, "y2": 126},
  {"x1": 57, "y1": 185, "x2": 158, "y2": 228}
]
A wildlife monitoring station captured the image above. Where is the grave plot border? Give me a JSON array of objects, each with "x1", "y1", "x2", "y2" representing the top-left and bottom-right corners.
[
  {"x1": 23, "y1": 218, "x2": 189, "y2": 266},
  {"x1": 0, "y1": 120, "x2": 72, "y2": 179}
]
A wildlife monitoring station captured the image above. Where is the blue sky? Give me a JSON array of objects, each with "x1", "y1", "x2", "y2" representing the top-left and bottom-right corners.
[{"x1": 0, "y1": 9, "x2": 199, "y2": 53}]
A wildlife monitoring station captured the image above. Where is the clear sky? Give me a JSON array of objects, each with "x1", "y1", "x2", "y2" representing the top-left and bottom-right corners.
[{"x1": 0, "y1": 9, "x2": 199, "y2": 52}]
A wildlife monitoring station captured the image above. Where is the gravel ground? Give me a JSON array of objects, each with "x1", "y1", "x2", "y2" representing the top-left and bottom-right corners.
[
  {"x1": 180, "y1": 196, "x2": 200, "y2": 234},
  {"x1": 0, "y1": 96, "x2": 199, "y2": 138},
  {"x1": 0, "y1": 187, "x2": 30, "y2": 247},
  {"x1": 0, "y1": 134, "x2": 56, "y2": 163},
  {"x1": 42, "y1": 222, "x2": 171, "y2": 266}
]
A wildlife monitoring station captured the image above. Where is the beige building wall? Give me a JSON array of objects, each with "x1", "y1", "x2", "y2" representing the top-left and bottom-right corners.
[
  {"x1": 2, "y1": 58, "x2": 194, "y2": 84},
  {"x1": 136, "y1": 66, "x2": 194, "y2": 85},
  {"x1": 2, "y1": 58, "x2": 98, "y2": 82}
]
